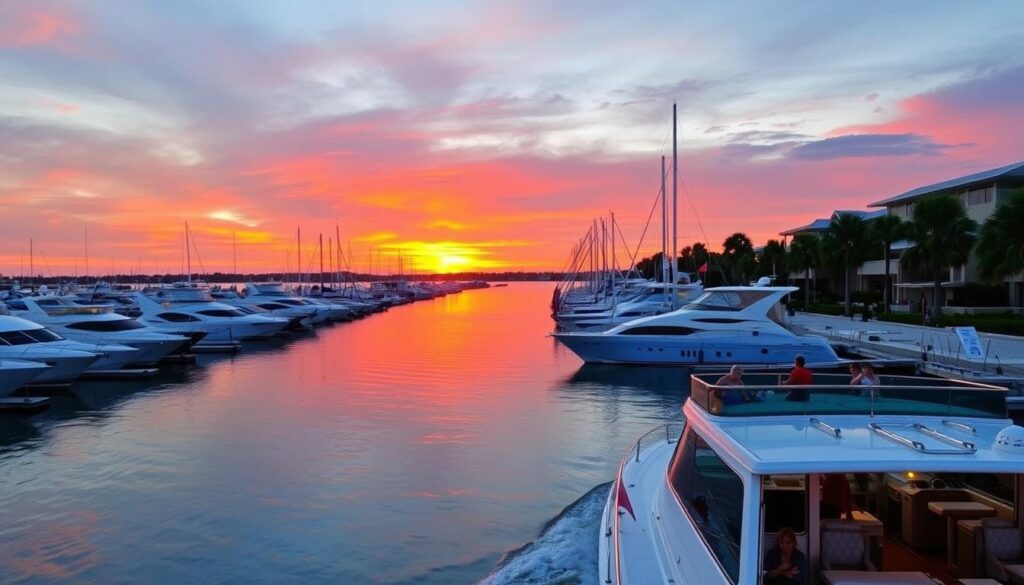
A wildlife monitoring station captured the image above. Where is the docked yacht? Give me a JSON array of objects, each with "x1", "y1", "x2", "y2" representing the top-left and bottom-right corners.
[
  {"x1": 213, "y1": 283, "x2": 320, "y2": 328},
  {"x1": 602, "y1": 372, "x2": 1024, "y2": 584},
  {"x1": 0, "y1": 315, "x2": 103, "y2": 383},
  {"x1": 554, "y1": 286, "x2": 838, "y2": 365},
  {"x1": 0, "y1": 359, "x2": 49, "y2": 394},
  {"x1": 134, "y1": 292, "x2": 290, "y2": 343},
  {"x1": 6, "y1": 296, "x2": 191, "y2": 366}
]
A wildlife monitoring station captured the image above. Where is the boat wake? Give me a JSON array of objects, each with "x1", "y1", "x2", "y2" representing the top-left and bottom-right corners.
[{"x1": 478, "y1": 482, "x2": 610, "y2": 585}]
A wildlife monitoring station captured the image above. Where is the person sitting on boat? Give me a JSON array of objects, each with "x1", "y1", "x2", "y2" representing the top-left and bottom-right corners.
[
  {"x1": 763, "y1": 527, "x2": 806, "y2": 585},
  {"x1": 781, "y1": 356, "x2": 812, "y2": 402},
  {"x1": 847, "y1": 362, "x2": 862, "y2": 385},
  {"x1": 850, "y1": 362, "x2": 880, "y2": 397},
  {"x1": 714, "y1": 365, "x2": 753, "y2": 404}
]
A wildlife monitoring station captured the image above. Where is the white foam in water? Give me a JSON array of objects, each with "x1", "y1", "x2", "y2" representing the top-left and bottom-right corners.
[{"x1": 478, "y1": 483, "x2": 610, "y2": 585}]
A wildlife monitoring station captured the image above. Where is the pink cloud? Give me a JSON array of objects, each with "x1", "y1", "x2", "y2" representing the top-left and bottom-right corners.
[{"x1": 0, "y1": 5, "x2": 80, "y2": 50}]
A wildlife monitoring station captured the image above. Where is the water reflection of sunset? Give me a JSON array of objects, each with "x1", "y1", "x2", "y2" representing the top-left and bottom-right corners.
[{"x1": 0, "y1": 284, "x2": 687, "y2": 583}]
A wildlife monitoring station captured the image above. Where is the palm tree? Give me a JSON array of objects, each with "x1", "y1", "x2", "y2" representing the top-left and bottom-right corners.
[
  {"x1": 825, "y1": 213, "x2": 869, "y2": 316},
  {"x1": 787, "y1": 234, "x2": 819, "y2": 309},
  {"x1": 976, "y1": 188, "x2": 1024, "y2": 282},
  {"x1": 722, "y1": 232, "x2": 754, "y2": 284},
  {"x1": 869, "y1": 214, "x2": 905, "y2": 313},
  {"x1": 901, "y1": 195, "x2": 977, "y2": 323},
  {"x1": 758, "y1": 239, "x2": 787, "y2": 283}
]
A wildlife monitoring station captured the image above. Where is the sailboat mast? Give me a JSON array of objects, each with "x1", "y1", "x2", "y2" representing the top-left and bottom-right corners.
[
  {"x1": 296, "y1": 227, "x2": 301, "y2": 288},
  {"x1": 84, "y1": 227, "x2": 89, "y2": 281},
  {"x1": 233, "y1": 231, "x2": 237, "y2": 277},
  {"x1": 671, "y1": 102, "x2": 678, "y2": 287},
  {"x1": 29, "y1": 238, "x2": 33, "y2": 290},
  {"x1": 611, "y1": 211, "x2": 617, "y2": 312},
  {"x1": 661, "y1": 156, "x2": 669, "y2": 305},
  {"x1": 185, "y1": 222, "x2": 192, "y2": 284},
  {"x1": 319, "y1": 233, "x2": 324, "y2": 291}
]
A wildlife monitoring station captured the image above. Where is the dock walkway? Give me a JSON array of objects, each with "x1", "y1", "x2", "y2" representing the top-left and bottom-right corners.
[{"x1": 791, "y1": 312, "x2": 1024, "y2": 388}]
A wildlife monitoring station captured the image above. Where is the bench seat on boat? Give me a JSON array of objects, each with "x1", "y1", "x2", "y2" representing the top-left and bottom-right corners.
[{"x1": 821, "y1": 570, "x2": 935, "y2": 584}]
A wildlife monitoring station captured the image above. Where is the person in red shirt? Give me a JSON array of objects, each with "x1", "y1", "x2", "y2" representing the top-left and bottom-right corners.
[{"x1": 782, "y1": 356, "x2": 812, "y2": 401}]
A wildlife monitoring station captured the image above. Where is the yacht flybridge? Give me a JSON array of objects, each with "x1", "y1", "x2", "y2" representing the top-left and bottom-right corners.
[
  {"x1": 601, "y1": 372, "x2": 1024, "y2": 585},
  {"x1": 555, "y1": 285, "x2": 839, "y2": 365}
]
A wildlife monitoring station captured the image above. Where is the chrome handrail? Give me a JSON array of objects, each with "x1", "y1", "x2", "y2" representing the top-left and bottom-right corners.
[
  {"x1": 810, "y1": 417, "x2": 841, "y2": 438},
  {"x1": 869, "y1": 423, "x2": 976, "y2": 454}
]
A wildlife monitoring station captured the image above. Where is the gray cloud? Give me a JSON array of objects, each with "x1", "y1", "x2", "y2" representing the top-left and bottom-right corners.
[{"x1": 790, "y1": 133, "x2": 966, "y2": 160}]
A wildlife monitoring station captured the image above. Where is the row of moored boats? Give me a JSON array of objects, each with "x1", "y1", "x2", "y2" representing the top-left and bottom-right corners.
[{"x1": 0, "y1": 279, "x2": 490, "y2": 403}]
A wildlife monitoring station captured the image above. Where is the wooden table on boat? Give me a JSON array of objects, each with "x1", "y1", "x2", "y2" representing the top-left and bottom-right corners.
[
  {"x1": 821, "y1": 570, "x2": 935, "y2": 585},
  {"x1": 928, "y1": 501, "x2": 997, "y2": 570}
]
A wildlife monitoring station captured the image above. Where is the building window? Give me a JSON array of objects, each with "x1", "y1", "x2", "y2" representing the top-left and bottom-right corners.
[
  {"x1": 669, "y1": 427, "x2": 744, "y2": 582},
  {"x1": 968, "y1": 186, "x2": 994, "y2": 206}
]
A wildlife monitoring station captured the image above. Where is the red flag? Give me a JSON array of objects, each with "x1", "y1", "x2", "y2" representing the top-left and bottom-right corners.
[
  {"x1": 617, "y1": 480, "x2": 636, "y2": 520},
  {"x1": 698, "y1": 262, "x2": 709, "y2": 274}
]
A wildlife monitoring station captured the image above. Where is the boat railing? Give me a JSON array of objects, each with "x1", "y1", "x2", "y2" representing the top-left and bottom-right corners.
[
  {"x1": 690, "y1": 372, "x2": 1008, "y2": 419},
  {"x1": 605, "y1": 421, "x2": 684, "y2": 583}
]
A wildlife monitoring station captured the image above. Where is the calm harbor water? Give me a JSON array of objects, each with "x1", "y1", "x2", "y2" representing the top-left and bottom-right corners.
[{"x1": 0, "y1": 283, "x2": 688, "y2": 584}]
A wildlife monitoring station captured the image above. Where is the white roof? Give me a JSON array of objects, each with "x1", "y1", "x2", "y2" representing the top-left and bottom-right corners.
[{"x1": 686, "y1": 401, "x2": 1024, "y2": 475}]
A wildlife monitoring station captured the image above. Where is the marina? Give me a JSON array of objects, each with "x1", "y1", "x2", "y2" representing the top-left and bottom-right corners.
[{"x1": 2, "y1": 4, "x2": 1023, "y2": 584}]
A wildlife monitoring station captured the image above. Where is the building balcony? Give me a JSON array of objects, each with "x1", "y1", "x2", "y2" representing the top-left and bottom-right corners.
[{"x1": 858, "y1": 259, "x2": 899, "y2": 276}]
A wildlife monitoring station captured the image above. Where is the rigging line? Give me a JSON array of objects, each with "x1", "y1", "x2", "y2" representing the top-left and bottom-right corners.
[
  {"x1": 188, "y1": 226, "x2": 208, "y2": 277},
  {"x1": 614, "y1": 219, "x2": 643, "y2": 279},
  {"x1": 626, "y1": 172, "x2": 667, "y2": 274}
]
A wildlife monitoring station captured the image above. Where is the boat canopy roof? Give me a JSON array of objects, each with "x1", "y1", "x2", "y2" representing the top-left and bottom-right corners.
[{"x1": 686, "y1": 372, "x2": 1022, "y2": 475}]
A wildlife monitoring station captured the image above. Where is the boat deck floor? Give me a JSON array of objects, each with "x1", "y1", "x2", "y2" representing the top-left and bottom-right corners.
[{"x1": 880, "y1": 534, "x2": 958, "y2": 584}]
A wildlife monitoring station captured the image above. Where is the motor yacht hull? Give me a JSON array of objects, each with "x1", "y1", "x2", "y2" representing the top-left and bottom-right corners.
[
  {"x1": 554, "y1": 331, "x2": 838, "y2": 365},
  {"x1": 0, "y1": 360, "x2": 50, "y2": 394},
  {"x1": 0, "y1": 348, "x2": 99, "y2": 383}
]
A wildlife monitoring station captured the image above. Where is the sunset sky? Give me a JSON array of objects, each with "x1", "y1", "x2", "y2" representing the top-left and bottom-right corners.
[{"x1": 2, "y1": 1, "x2": 1023, "y2": 275}]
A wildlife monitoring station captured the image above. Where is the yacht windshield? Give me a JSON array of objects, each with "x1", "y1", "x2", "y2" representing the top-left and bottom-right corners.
[
  {"x1": 66, "y1": 319, "x2": 146, "y2": 332},
  {"x1": 684, "y1": 290, "x2": 772, "y2": 312},
  {"x1": 197, "y1": 309, "x2": 247, "y2": 318},
  {"x1": 24, "y1": 328, "x2": 65, "y2": 342},
  {"x1": 0, "y1": 330, "x2": 38, "y2": 345}
]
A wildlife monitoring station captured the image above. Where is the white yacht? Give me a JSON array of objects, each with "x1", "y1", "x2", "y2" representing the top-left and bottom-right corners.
[
  {"x1": 0, "y1": 359, "x2": 49, "y2": 394},
  {"x1": 6, "y1": 296, "x2": 191, "y2": 366},
  {"x1": 602, "y1": 372, "x2": 1024, "y2": 585},
  {"x1": 554, "y1": 286, "x2": 839, "y2": 365},
  {"x1": 0, "y1": 315, "x2": 103, "y2": 383},
  {"x1": 212, "y1": 283, "x2": 320, "y2": 328},
  {"x1": 134, "y1": 292, "x2": 290, "y2": 343}
]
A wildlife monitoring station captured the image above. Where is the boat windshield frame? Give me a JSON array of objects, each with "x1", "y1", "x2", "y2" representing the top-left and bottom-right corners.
[
  {"x1": 682, "y1": 290, "x2": 773, "y2": 312},
  {"x1": 690, "y1": 372, "x2": 1008, "y2": 419}
]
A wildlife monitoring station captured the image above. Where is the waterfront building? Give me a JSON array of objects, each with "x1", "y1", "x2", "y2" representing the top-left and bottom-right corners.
[{"x1": 780, "y1": 161, "x2": 1024, "y2": 312}]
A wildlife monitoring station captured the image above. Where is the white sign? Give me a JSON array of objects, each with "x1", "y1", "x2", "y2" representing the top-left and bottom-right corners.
[{"x1": 953, "y1": 326, "x2": 985, "y2": 359}]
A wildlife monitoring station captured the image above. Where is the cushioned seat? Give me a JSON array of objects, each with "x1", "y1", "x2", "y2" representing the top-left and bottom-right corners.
[
  {"x1": 821, "y1": 519, "x2": 877, "y2": 572},
  {"x1": 982, "y1": 517, "x2": 1024, "y2": 582}
]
